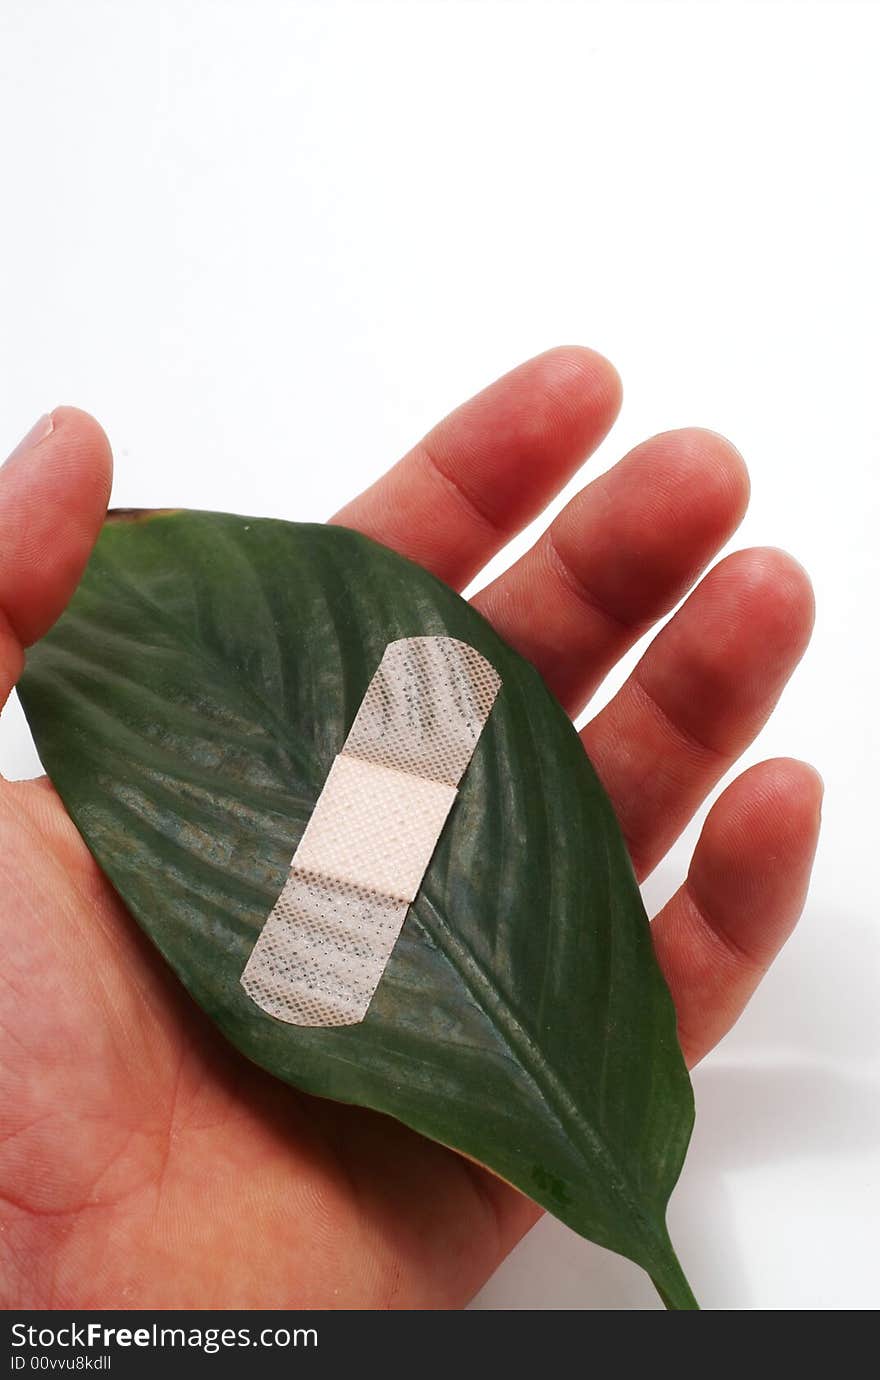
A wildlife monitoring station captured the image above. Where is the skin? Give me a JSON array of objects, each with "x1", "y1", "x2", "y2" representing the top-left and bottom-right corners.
[{"x1": 0, "y1": 349, "x2": 821, "y2": 1309}]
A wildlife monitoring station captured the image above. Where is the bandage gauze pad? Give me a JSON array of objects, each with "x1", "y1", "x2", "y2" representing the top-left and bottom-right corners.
[{"x1": 240, "y1": 636, "x2": 501, "y2": 1026}]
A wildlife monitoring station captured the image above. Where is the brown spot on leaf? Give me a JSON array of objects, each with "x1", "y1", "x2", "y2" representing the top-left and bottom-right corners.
[{"x1": 105, "y1": 508, "x2": 181, "y2": 524}]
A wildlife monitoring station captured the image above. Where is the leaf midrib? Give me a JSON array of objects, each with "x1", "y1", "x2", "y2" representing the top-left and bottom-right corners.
[
  {"x1": 103, "y1": 526, "x2": 667, "y2": 1262},
  {"x1": 413, "y1": 894, "x2": 667, "y2": 1264}
]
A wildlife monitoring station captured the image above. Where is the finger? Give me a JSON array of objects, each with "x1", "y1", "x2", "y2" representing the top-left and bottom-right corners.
[
  {"x1": 582, "y1": 547, "x2": 815, "y2": 879},
  {"x1": 0, "y1": 408, "x2": 112, "y2": 706},
  {"x1": 331, "y1": 346, "x2": 622, "y2": 589},
  {"x1": 472, "y1": 428, "x2": 749, "y2": 715},
  {"x1": 652, "y1": 758, "x2": 823, "y2": 1066}
]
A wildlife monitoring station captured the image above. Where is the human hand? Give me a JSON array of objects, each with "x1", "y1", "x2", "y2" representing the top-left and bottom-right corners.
[{"x1": 0, "y1": 350, "x2": 820, "y2": 1307}]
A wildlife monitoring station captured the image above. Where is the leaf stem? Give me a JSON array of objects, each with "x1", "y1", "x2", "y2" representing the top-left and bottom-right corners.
[{"x1": 650, "y1": 1250, "x2": 700, "y2": 1310}]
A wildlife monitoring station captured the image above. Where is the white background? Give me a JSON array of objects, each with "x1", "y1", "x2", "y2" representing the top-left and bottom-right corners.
[{"x1": 1, "y1": 0, "x2": 877, "y2": 1310}]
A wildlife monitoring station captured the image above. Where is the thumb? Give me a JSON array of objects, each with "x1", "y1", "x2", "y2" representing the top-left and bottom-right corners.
[{"x1": 0, "y1": 407, "x2": 112, "y2": 707}]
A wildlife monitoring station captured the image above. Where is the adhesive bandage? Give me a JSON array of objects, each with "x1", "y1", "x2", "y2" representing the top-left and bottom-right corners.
[{"x1": 241, "y1": 636, "x2": 501, "y2": 1027}]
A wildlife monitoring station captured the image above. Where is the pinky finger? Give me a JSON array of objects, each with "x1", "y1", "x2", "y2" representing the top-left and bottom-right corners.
[{"x1": 651, "y1": 758, "x2": 823, "y2": 1068}]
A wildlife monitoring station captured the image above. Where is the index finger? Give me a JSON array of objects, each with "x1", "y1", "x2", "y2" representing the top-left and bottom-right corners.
[{"x1": 331, "y1": 346, "x2": 621, "y2": 589}]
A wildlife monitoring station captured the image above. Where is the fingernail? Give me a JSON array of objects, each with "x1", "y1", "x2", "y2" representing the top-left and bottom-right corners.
[{"x1": 3, "y1": 412, "x2": 55, "y2": 469}]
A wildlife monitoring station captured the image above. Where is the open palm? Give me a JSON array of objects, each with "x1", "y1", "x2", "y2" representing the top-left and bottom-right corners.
[{"x1": 0, "y1": 350, "x2": 820, "y2": 1309}]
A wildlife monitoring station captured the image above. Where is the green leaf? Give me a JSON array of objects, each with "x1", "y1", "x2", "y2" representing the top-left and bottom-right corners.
[{"x1": 18, "y1": 510, "x2": 697, "y2": 1309}]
